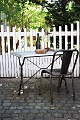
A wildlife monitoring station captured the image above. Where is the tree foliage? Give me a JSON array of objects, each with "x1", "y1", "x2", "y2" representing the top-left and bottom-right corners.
[
  {"x1": 41, "y1": 0, "x2": 80, "y2": 27},
  {"x1": 0, "y1": 0, "x2": 80, "y2": 29},
  {"x1": 0, "y1": 0, "x2": 46, "y2": 29}
]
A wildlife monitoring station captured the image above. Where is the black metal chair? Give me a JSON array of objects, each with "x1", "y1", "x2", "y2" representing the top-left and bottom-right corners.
[{"x1": 39, "y1": 49, "x2": 79, "y2": 104}]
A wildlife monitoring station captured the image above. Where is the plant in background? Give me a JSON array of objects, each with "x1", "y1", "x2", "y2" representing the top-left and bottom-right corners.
[
  {"x1": 41, "y1": 0, "x2": 80, "y2": 28},
  {"x1": 0, "y1": 0, "x2": 47, "y2": 29}
]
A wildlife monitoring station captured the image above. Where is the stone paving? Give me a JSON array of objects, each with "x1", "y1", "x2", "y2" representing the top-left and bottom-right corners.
[{"x1": 0, "y1": 77, "x2": 80, "y2": 120}]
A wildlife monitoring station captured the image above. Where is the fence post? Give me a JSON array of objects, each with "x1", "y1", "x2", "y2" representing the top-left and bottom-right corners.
[
  {"x1": 59, "y1": 26, "x2": 62, "y2": 49},
  {"x1": 65, "y1": 25, "x2": 68, "y2": 50},
  {"x1": 53, "y1": 27, "x2": 56, "y2": 50},
  {"x1": 71, "y1": 23, "x2": 74, "y2": 49},
  {"x1": 1, "y1": 25, "x2": 6, "y2": 77}
]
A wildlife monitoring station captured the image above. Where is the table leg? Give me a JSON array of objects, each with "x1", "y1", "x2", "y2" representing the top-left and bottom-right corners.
[{"x1": 18, "y1": 57, "x2": 25, "y2": 95}]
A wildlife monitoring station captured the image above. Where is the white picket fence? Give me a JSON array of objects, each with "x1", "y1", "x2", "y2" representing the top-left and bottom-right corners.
[{"x1": 0, "y1": 21, "x2": 79, "y2": 77}]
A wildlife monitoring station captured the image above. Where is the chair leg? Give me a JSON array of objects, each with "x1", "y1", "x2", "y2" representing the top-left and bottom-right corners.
[
  {"x1": 50, "y1": 75, "x2": 53, "y2": 104},
  {"x1": 39, "y1": 72, "x2": 43, "y2": 95},
  {"x1": 63, "y1": 78, "x2": 69, "y2": 93},
  {"x1": 72, "y1": 76, "x2": 75, "y2": 101},
  {"x1": 58, "y1": 77, "x2": 62, "y2": 92},
  {"x1": 58, "y1": 76, "x2": 69, "y2": 93},
  {"x1": 61, "y1": 76, "x2": 69, "y2": 93}
]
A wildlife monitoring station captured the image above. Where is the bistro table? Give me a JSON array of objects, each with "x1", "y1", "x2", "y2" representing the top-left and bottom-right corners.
[{"x1": 11, "y1": 50, "x2": 62, "y2": 95}]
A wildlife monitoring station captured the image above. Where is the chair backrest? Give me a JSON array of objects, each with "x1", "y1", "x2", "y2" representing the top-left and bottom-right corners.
[{"x1": 51, "y1": 49, "x2": 79, "y2": 75}]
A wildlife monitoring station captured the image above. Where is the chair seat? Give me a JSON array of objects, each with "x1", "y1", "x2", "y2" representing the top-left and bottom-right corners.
[
  {"x1": 42, "y1": 68, "x2": 71, "y2": 76},
  {"x1": 42, "y1": 69, "x2": 61, "y2": 75}
]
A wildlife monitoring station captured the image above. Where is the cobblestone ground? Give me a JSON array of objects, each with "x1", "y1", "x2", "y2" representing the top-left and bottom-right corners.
[{"x1": 0, "y1": 77, "x2": 80, "y2": 120}]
